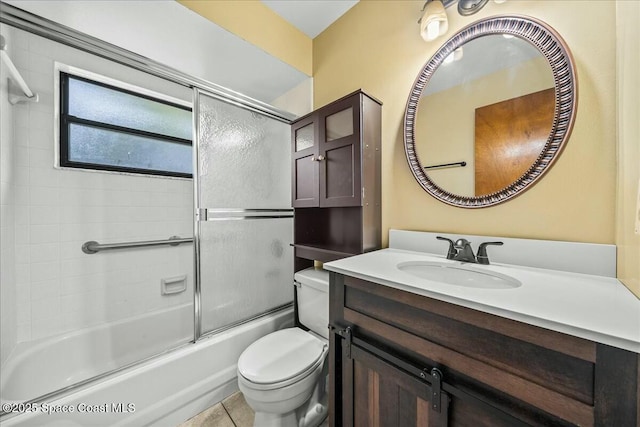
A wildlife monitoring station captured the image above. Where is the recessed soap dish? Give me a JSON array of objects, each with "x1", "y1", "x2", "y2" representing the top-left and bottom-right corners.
[{"x1": 161, "y1": 275, "x2": 187, "y2": 295}]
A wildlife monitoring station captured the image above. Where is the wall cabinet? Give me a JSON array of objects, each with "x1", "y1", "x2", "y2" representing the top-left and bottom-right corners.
[
  {"x1": 329, "y1": 273, "x2": 640, "y2": 427},
  {"x1": 292, "y1": 91, "x2": 381, "y2": 264}
]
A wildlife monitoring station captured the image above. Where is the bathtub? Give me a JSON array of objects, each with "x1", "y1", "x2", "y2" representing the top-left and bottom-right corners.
[{"x1": 0, "y1": 305, "x2": 293, "y2": 426}]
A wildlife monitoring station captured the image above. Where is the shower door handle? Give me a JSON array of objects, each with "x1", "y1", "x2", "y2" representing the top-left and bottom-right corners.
[{"x1": 200, "y1": 208, "x2": 294, "y2": 221}]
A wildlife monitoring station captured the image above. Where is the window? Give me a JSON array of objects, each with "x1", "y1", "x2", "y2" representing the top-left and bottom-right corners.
[{"x1": 59, "y1": 72, "x2": 193, "y2": 178}]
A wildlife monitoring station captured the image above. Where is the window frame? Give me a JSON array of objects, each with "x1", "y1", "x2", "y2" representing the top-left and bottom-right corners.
[{"x1": 59, "y1": 71, "x2": 193, "y2": 178}]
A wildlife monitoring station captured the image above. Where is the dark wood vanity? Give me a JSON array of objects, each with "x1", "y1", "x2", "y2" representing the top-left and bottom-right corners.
[{"x1": 328, "y1": 273, "x2": 640, "y2": 427}]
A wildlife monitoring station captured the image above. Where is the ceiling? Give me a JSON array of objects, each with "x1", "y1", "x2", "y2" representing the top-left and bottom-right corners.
[
  {"x1": 261, "y1": 0, "x2": 358, "y2": 38},
  {"x1": 2, "y1": 0, "x2": 360, "y2": 115}
]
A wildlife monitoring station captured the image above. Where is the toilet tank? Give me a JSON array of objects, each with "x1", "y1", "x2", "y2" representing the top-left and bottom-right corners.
[{"x1": 294, "y1": 267, "x2": 330, "y2": 340}]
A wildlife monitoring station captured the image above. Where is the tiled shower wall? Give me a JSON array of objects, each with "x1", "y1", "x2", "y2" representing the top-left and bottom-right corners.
[
  {"x1": 1, "y1": 27, "x2": 17, "y2": 365},
  {"x1": 1, "y1": 25, "x2": 194, "y2": 346}
]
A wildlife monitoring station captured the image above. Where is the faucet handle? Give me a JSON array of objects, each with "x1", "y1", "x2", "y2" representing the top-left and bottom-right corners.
[
  {"x1": 436, "y1": 236, "x2": 456, "y2": 260},
  {"x1": 477, "y1": 241, "x2": 503, "y2": 265}
]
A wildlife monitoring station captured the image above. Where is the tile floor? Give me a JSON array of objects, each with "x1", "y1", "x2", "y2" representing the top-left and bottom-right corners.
[
  {"x1": 178, "y1": 391, "x2": 329, "y2": 427},
  {"x1": 179, "y1": 392, "x2": 254, "y2": 427}
]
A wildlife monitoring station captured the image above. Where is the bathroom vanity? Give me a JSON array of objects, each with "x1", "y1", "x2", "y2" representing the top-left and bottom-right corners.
[{"x1": 324, "y1": 231, "x2": 640, "y2": 427}]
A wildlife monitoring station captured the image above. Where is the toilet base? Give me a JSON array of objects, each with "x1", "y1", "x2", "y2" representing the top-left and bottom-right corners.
[
  {"x1": 252, "y1": 400, "x2": 327, "y2": 427},
  {"x1": 253, "y1": 410, "x2": 297, "y2": 427},
  {"x1": 248, "y1": 361, "x2": 328, "y2": 427}
]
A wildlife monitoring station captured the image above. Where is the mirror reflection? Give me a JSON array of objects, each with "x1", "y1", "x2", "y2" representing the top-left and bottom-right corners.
[{"x1": 415, "y1": 34, "x2": 555, "y2": 197}]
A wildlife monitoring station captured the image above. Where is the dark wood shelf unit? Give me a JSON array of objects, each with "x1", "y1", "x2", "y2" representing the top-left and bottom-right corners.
[
  {"x1": 292, "y1": 244, "x2": 357, "y2": 263},
  {"x1": 291, "y1": 90, "x2": 381, "y2": 268}
]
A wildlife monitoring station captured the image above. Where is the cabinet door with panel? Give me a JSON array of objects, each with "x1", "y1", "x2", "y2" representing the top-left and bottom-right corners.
[
  {"x1": 292, "y1": 91, "x2": 374, "y2": 208},
  {"x1": 318, "y1": 94, "x2": 361, "y2": 207},
  {"x1": 340, "y1": 340, "x2": 449, "y2": 427},
  {"x1": 334, "y1": 330, "x2": 535, "y2": 427},
  {"x1": 292, "y1": 114, "x2": 319, "y2": 207}
]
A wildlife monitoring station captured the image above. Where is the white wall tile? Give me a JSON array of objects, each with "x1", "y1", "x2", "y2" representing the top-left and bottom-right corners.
[
  {"x1": 15, "y1": 224, "x2": 29, "y2": 244},
  {"x1": 14, "y1": 186, "x2": 29, "y2": 206},
  {"x1": 15, "y1": 283, "x2": 31, "y2": 306},
  {"x1": 31, "y1": 316, "x2": 63, "y2": 340},
  {"x1": 30, "y1": 279, "x2": 60, "y2": 301},
  {"x1": 30, "y1": 224, "x2": 60, "y2": 244},
  {"x1": 14, "y1": 166, "x2": 29, "y2": 186},
  {"x1": 15, "y1": 244, "x2": 30, "y2": 264},
  {"x1": 15, "y1": 263, "x2": 30, "y2": 285},
  {"x1": 29, "y1": 167, "x2": 59, "y2": 188},
  {"x1": 59, "y1": 241, "x2": 85, "y2": 260},
  {"x1": 30, "y1": 186, "x2": 59, "y2": 206},
  {"x1": 29, "y1": 127, "x2": 52, "y2": 149},
  {"x1": 15, "y1": 146, "x2": 29, "y2": 167},
  {"x1": 16, "y1": 324, "x2": 31, "y2": 342},
  {"x1": 4, "y1": 27, "x2": 195, "y2": 348},
  {"x1": 27, "y1": 71, "x2": 54, "y2": 95},
  {"x1": 14, "y1": 205, "x2": 29, "y2": 225},
  {"x1": 29, "y1": 54, "x2": 53, "y2": 74},
  {"x1": 30, "y1": 242, "x2": 60, "y2": 263},
  {"x1": 11, "y1": 47, "x2": 29, "y2": 69},
  {"x1": 16, "y1": 301, "x2": 31, "y2": 325},
  {"x1": 30, "y1": 296, "x2": 60, "y2": 320},
  {"x1": 29, "y1": 148, "x2": 53, "y2": 168},
  {"x1": 30, "y1": 206, "x2": 60, "y2": 225},
  {"x1": 30, "y1": 261, "x2": 60, "y2": 283},
  {"x1": 1, "y1": 205, "x2": 15, "y2": 228},
  {"x1": 14, "y1": 125, "x2": 29, "y2": 147},
  {"x1": 14, "y1": 106, "x2": 29, "y2": 128},
  {"x1": 29, "y1": 110, "x2": 54, "y2": 132}
]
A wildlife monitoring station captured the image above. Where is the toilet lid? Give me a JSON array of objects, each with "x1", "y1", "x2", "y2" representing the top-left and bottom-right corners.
[{"x1": 238, "y1": 328, "x2": 326, "y2": 385}]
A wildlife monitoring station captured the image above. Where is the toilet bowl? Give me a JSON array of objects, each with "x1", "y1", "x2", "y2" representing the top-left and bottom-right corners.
[{"x1": 237, "y1": 268, "x2": 330, "y2": 427}]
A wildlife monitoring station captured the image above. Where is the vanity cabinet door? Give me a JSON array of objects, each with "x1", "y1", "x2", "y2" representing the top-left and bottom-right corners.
[{"x1": 340, "y1": 341, "x2": 449, "y2": 427}]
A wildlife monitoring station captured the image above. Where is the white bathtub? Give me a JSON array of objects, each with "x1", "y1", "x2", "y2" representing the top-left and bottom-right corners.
[{"x1": 0, "y1": 305, "x2": 293, "y2": 426}]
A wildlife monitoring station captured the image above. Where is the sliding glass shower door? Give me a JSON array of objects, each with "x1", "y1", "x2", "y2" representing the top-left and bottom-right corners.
[{"x1": 194, "y1": 90, "x2": 293, "y2": 335}]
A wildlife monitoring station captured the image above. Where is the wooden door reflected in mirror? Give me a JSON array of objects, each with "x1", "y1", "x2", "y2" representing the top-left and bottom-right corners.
[{"x1": 475, "y1": 88, "x2": 555, "y2": 196}]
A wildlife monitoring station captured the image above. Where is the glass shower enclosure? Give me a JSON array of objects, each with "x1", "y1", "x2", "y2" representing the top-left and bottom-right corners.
[
  {"x1": 0, "y1": 20, "x2": 294, "y2": 408},
  {"x1": 194, "y1": 89, "x2": 294, "y2": 337}
]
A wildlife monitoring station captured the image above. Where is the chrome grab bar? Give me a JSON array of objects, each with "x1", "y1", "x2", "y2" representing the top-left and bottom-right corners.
[{"x1": 82, "y1": 236, "x2": 193, "y2": 254}]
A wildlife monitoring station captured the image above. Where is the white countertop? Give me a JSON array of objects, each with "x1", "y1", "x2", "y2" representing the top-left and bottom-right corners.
[{"x1": 324, "y1": 248, "x2": 640, "y2": 353}]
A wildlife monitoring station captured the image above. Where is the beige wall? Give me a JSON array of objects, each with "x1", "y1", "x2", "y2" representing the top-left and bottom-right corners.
[
  {"x1": 616, "y1": 1, "x2": 640, "y2": 298},
  {"x1": 314, "y1": 0, "x2": 617, "y2": 248},
  {"x1": 178, "y1": 0, "x2": 312, "y2": 76}
]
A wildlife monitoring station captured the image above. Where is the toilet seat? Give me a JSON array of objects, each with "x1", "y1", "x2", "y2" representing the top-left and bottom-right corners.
[{"x1": 238, "y1": 328, "x2": 327, "y2": 391}]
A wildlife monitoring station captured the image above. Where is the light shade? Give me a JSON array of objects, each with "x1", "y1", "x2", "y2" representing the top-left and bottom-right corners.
[{"x1": 420, "y1": 0, "x2": 448, "y2": 42}]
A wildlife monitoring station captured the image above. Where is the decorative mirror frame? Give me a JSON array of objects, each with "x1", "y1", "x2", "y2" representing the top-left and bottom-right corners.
[{"x1": 404, "y1": 15, "x2": 577, "y2": 208}]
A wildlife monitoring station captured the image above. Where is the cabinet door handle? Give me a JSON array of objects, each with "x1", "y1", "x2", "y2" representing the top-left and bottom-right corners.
[
  {"x1": 311, "y1": 155, "x2": 316, "y2": 162},
  {"x1": 317, "y1": 155, "x2": 325, "y2": 161}
]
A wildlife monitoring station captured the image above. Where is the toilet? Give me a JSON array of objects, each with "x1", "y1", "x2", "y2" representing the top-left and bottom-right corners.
[{"x1": 237, "y1": 267, "x2": 330, "y2": 427}]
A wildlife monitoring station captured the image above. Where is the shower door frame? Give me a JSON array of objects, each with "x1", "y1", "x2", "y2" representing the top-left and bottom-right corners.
[
  {"x1": 192, "y1": 87, "x2": 295, "y2": 342},
  {"x1": 0, "y1": 3, "x2": 298, "y2": 415}
]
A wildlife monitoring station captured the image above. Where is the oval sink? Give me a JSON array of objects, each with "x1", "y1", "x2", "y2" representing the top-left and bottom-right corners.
[{"x1": 397, "y1": 261, "x2": 522, "y2": 289}]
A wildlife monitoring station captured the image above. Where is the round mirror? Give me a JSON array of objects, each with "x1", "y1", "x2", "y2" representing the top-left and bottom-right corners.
[{"x1": 404, "y1": 16, "x2": 577, "y2": 208}]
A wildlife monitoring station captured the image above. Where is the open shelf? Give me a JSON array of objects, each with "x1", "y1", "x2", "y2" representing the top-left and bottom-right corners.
[{"x1": 291, "y1": 243, "x2": 357, "y2": 262}]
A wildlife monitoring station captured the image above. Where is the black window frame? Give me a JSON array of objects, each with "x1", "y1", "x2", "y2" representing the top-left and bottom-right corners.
[{"x1": 59, "y1": 72, "x2": 193, "y2": 178}]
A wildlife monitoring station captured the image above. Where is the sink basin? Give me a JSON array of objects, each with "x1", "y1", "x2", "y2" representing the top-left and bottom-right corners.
[{"x1": 397, "y1": 261, "x2": 522, "y2": 289}]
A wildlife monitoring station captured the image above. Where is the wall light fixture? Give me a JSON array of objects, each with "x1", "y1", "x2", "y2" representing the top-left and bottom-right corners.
[
  {"x1": 457, "y1": 0, "x2": 490, "y2": 16},
  {"x1": 419, "y1": 0, "x2": 498, "y2": 42},
  {"x1": 419, "y1": 0, "x2": 449, "y2": 42}
]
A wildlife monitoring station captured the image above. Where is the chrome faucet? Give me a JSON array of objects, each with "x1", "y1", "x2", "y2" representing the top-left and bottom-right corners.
[{"x1": 436, "y1": 236, "x2": 503, "y2": 265}]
